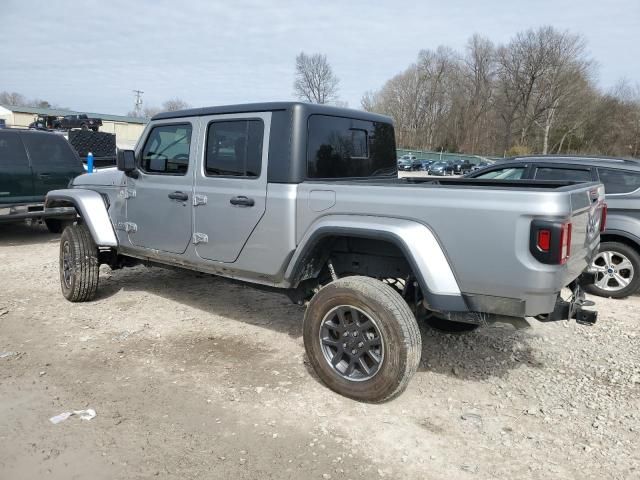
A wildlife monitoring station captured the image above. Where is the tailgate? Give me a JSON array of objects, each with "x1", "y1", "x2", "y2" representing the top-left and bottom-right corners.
[{"x1": 564, "y1": 183, "x2": 606, "y2": 282}]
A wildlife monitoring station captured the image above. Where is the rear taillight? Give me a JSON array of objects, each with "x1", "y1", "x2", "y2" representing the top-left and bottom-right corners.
[
  {"x1": 537, "y1": 229, "x2": 551, "y2": 252},
  {"x1": 559, "y1": 222, "x2": 572, "y2": 264},
  {"x1": 530, "y1": 220, "x2": 573, "y2": 265},
  {"x1": 600, "y1": 204, "x2": 607, "y2": 232}
]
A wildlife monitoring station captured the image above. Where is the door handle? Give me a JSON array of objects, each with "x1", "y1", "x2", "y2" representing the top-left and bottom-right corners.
[
  {"x1": 168, "y1": 191, "x2": 189, "y2": 201},
  {"x1": 230, "y1": 196, "x2": 255, "y2": 207},
  {"x1": 38, "y1": 173, "x2": 51, "y2": 178}
]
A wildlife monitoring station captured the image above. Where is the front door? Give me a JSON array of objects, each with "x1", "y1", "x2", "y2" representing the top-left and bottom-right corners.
[
  {"x1": 126, "y1": 121, "x2": 196, "y2": 254},
  {"x1": 193, "y1": 113, "x2": 270, "y2": 263}
]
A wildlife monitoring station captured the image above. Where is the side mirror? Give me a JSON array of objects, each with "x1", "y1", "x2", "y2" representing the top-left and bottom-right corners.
[{"x1": 117, "y1": 149, "x2": 138, "y2": 176}]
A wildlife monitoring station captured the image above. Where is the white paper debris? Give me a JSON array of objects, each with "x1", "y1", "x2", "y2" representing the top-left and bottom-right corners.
[{"x1": 49, "y1": 408, "x2": 97, "y2": 424}]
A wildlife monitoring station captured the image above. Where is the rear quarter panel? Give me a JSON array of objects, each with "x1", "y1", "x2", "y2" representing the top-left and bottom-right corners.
[{"x1": 296, "y1": 181, "x2": 602, "y2": 307}]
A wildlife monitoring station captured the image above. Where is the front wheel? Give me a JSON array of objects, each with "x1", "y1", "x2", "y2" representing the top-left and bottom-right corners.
[
  {"x1": 585, "y1": 241, "x2": 640, "y2": 298},
  {"x1": 59, "y1": 224, "x2": 99, "y2": 302},
  {"x1": 303, "y1": 276, "x2": 421, "y2": 403}
]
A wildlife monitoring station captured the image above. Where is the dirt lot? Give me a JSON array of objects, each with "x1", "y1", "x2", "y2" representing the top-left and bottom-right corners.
[{"x1": 1, "y1": 222, "x2": 638, "y2": 480}]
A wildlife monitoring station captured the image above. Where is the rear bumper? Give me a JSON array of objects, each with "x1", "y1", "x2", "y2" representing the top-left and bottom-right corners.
[
  {"x1": 536, "y1": 273, "x2": 598, "y2": 325},
  {"x1": 0, "y1": 204, "x2": 76, "y2": 222}
]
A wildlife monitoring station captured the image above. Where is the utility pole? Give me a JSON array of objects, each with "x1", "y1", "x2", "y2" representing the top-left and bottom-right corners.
[{"x1": 133, "y1": 90, "x2": 144, "y2": 116}]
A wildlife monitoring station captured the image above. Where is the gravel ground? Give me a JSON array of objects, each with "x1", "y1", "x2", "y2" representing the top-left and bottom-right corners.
[{"x1": 0, "y1": 222, "x2": 638, "y2": 479}]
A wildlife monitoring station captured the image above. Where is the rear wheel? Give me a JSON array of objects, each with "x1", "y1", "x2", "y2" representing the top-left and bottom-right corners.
[
  {"x1": 303, "y1": 276, "x2": 421, "y2": 403},
  {"x1": 585, "y1": 241, "x2": 640, "y2": 298},
  {"x1": 59, "y1": 224, "x2": 99, "y2": 302}
]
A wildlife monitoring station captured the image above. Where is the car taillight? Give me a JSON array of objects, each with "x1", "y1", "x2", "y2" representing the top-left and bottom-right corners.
[
  {"x1": 537, "y1": 230, "x2": 551, "y2": 252},
  {"x1": 530, "y1": 220, "x2": 573, "y2": 265},
  {"x1": 600, "y1": 204, "x2": 607, "y2": 232},
  {"x1": 559, "y1": 222, "x2": 572, "y2": 264}
]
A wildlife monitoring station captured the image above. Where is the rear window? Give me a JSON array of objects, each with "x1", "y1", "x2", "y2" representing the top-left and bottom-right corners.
[
  {"x1": 476, "y1": 167, "x2": 526, "y2": 180},
  {"x1": 21, "y1": 133, "x2": 81, "y2": 168},
  {"x1": 0, "y1": 132, "x2": 29, "y2": 169},
  {"x1": 534, "y1": 167, "x2": 592, "y2": 182},
  {"x1": 597, "y1": 168, "x2": 640, "y2": 194},
  {"x1": 307, "y1": 115, "x2": 396, "y2": 178}
]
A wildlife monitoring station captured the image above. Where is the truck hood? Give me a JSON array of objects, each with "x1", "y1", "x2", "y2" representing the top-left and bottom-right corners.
[{"x1": 72, "y1": 168, "x2": 126, "y2": 187}]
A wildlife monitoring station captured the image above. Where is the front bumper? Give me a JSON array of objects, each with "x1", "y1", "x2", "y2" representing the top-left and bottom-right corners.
[{"x1": 0, "y1": 204, "x2": 77, "y2": 222}]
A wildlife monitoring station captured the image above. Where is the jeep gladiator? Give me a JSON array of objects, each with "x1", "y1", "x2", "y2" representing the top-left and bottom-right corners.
[{"x1": 44, "y1": 102, "x2": 606, "y2": 402}]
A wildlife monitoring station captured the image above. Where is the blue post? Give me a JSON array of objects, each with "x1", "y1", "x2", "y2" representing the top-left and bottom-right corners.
[{"x1": 87, "y1": 152, "x2": 94, "y2": 173}]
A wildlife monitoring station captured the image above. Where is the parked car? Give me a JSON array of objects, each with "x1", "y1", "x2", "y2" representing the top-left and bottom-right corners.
[
  {"x1": 466, "y1": 155, "x2": 640, "y2": 298},
  {"x1": 414, "y1": 159, "x2": 434, "y2": 171},
  {"x1": 54, "y1": 114, "x2": 102, "y2": 132},
  {"x1": 0, "y1": 129, "x2": 84, "y2": 232},
  {"x1": 452, "y1": 160, "x2": 473, "y2": 175},
  {"x1": 45, "y1": 102, "x2": 603, "y2": 402},
  {"x1": 397, "y1": 154, "x2": 416, "y2": 171},
  {"x1": 427, "y1": 161, "x2": 454, "y2": 175},
  {"x1": 470, "y1": 160, "x2": 494, "y2": 172}
]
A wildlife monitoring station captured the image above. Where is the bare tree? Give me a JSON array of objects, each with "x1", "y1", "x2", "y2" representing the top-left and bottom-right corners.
[
  {"x1": 0, "y1": 91, "x2": 27, "y2": 106},
  {"x1": 294, "y1": 52, "x2": 340, "y2": 104},
  {"x1": 162, "y1": 98, "x2": 190, "y2": 111}
]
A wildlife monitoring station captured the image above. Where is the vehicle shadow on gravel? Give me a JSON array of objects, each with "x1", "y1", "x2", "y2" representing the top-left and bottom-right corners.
[
  {"x1": 416, "y1": 323, "x2": 544, "y2": 381},
  {"x1": 0, "y1": 221, "x2": 59, "y2": 247},
  {"x1": 97, "y1": 265, "x2": 543, "y2": 382}
]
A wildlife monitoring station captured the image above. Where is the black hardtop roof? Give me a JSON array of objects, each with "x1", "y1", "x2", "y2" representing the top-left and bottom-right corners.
[
  {"x1": 499, "y1": 154, "x2": 640, "y2": 171},
  {"x1": 151, "y1": 101, "x2": 393, "y2": 124}
]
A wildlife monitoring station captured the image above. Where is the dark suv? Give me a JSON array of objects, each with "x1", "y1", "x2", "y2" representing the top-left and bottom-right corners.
[
  {"x1": 466, "y1": 155, "x2": 640, "y2": 298},
  {"x1": 0, "y1": 129, "x2": 85, "y2": 232}
]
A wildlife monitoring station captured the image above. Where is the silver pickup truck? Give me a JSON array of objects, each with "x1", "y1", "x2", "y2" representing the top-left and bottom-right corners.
[{"x1": 45, "y1": 102, "x2": 606, "y2": 402}]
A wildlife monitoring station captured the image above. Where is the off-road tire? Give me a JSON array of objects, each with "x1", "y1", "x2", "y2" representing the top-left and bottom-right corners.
[
  {"x1": 303, "y1": 276, "x2": 421, "y2": 403},
  {"x1": 59, "y1": 224, "x2": 99, "y2": 302},
  {"x1": 584, "y1": 241, "x2": 640, "y2": 298}
]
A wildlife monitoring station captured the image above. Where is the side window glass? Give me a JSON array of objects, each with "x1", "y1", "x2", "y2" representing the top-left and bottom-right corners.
[
  {"x1": 306, "y1": 115, "x2": 396, "y2": 178},
  {"x1": 535, "y1": 167, "x2": 591, "y2": 182},
  {"x1": 141, "y1": 124, "x2": 192, "y2": 175},
  {"x1": 476, "y1": 167, "x2": 525, "y2": 180},
  {"x1": 21, "y1": 134, "x2": 80, "y2": 169},
  {"x1": 0, "y1": 132, "x2": 29, "y2": 170},
  {"x1": 597, "y1": 168, "x2": 640, "y2": 194},
  {"x1": 205, "y1": 119, "x2": 264, "y2": 177}
]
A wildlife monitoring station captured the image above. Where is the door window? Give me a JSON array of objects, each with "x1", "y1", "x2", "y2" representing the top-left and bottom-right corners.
[
  {"x1": 534, "y1": 167, "x2": 592, "y2": 182},
  {"x1": 205, "y1": 119, "x2": 264, "y2": 177},
  {"x1": 475, "y1": 167, "x2": 526, "y2": 180},
  {"x1": 140, "y1": 124, "x2": 192, "y2": 175},
  {"x1": 0, "y1": 132, "x2": 29, "y2": 170},
  {"x1": 597, "y1": 168, "x2": 640, "y2": 194},
  {"x1": 21, "y1": 133, "x2": 82, "y2": 169}
]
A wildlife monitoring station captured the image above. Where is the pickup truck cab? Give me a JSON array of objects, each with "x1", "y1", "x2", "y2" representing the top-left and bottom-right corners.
[
  {"x1": 45, "y1": 102, "x2": 606, "y2": 402},
  {"x1": 0, "y1": 129, "x2": 84, "y2": 231},
  {"x1": 54, "y1": 114, "x2": 102, "y2": 132}
]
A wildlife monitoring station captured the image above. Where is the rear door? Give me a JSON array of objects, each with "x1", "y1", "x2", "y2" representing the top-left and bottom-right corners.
[
  {"x1": 193, "y1": 112, "x2": 270, "y2": 263},
  {"x1": 126, "y1": 121, "x2": 196, "y2": 254},
  {"x1": 21, "y1": 132, "x2": 85, "y2": 198},
  {"x1": 0, "y1": 131, "x2": 34, "y2": 204}
]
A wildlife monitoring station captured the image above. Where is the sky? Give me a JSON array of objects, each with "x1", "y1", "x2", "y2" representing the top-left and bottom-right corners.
[{"x1": 1, "y1": 0, "x2": 639, "y2": 116}]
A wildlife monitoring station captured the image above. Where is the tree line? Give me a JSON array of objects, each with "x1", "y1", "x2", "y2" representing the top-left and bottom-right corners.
[{"x1": 359, "y1": 26, "x2": 640, "y2": 158}]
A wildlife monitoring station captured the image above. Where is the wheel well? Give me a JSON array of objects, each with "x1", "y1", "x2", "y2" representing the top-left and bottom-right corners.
[
  {"x1": 600, "y1": 233, "x2": 640, "y2": 252},
  {"x1": 294, "y1": 235, "x2": 413, "y2": 285}
]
